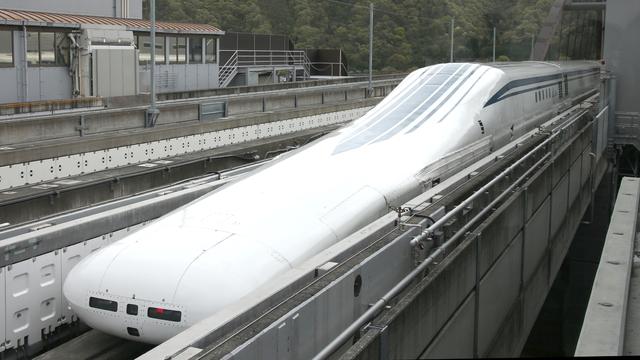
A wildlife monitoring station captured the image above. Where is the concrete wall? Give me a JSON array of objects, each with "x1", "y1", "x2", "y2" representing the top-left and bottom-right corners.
[
  {"x1": 343, "y1": 114, "x2": 606, "y2": 359},
  {"x1": 604, "y1": 0, "x2": 640, "y2": 118},
  {"x1": 0, "y1": 31, "x2": 73, "y2": 103},
  {"x1": 1, "y1": 0, "x2": 143, "y2": 18},
  {"x1": 0, "y1": 67, "x2": 19, "y2": 104}
]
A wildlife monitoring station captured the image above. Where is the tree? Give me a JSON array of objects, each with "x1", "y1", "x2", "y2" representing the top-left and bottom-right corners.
[{"x1": 150, "y1": 0, "x2": 561, "y2": 72}]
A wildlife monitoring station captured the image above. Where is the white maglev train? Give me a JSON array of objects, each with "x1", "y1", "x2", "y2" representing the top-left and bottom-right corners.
[{"x1": 64, "y1": 61, "x2": 600, "y2": 343}]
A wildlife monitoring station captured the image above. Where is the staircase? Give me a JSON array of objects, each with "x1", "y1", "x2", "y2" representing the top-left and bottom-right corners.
[
  {"x1": 218, "y1": 50, "x2": 312, "y2": 88},
  {"x1": 300, "y1": 51, "x2": 311, "y2": 80},
  {"x1": 218, "y1": 51, "x2": 239, "y2": 88}
]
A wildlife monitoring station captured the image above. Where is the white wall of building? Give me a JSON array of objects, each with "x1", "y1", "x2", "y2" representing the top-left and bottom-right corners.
[{"x1": 0, "y1": 30, "x2": 73, "y2": 103}]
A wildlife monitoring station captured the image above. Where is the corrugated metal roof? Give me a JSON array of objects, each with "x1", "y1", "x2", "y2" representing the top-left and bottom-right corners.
[{"x1": 0, "y1": 8, "x2": 224, "y2": 35}]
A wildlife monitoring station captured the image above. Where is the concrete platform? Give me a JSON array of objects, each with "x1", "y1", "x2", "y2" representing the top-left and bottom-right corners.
[
  {"x1": 575, "y1": 176, "x2": 640, "y2": 356},
  {"x1": 33, "y1": 330, "x2": 152, "y2": 360}
]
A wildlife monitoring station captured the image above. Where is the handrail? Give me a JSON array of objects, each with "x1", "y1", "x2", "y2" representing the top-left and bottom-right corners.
[
  {"x1": 219, "y1": 51, "x2": 239, "y2": 88},
  {"x1": 218, "y1": 49, "x2": 312, "y2": 85}
]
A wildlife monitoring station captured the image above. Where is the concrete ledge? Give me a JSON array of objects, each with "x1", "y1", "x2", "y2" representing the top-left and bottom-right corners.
[
  {"x1": 575, "y1": 177, "x2": 640, "y2": 356},
  {"x1": 0, "y1": 99, "x2": 378, "y2": 166},
  {"x1": 0, "y1": 79, "x2": 400, "y2": 146}
]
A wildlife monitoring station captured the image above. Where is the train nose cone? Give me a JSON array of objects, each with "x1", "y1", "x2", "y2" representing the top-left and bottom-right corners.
[
  {"x1": 62, "y1": 224, "x2": 238, "y2": 343},
  {"x1": 63, "y1": 239, "x2": 134, "y2": 328},
  {"x1": 171, "y1": 234, "x2": 292, "y2": 321}
]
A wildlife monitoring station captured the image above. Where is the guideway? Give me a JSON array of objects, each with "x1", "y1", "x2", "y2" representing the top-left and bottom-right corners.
[
  {"x1": 2, "y1": 79, "x2": 610, "y2": 360},
  {"x1": 0, "y1": 77, "x2": 401, "y2": 224},
  {"x1": 134, "y1": 91, "x2": 608, "y2": 360}
]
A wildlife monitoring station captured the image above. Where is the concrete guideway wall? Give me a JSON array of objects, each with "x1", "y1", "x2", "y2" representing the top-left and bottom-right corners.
[
  {"x1": 343, "y1": 113, "x2": 606, "y2": 359},
  {"x1": 0, "y1": 225, "x2": 145, "y2": 352},
  {"x1": 0, "y1": 79, "x2": 399, "y2": 146},
  {"x1": 0, "y1": 164, "x2": 263, "y2": 354},
  {"x1": 0, "y1": 105, "x2": 372, "y2": 191}
]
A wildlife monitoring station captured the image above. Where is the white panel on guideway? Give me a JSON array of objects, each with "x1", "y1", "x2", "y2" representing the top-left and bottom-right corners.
[{"x1": 4, "y1": 251, "x2": 61, "y2": 349}]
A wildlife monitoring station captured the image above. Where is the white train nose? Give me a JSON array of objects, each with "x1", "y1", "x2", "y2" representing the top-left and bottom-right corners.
[{"x1": 63, "y1": 224, "x2": 237, "y2": 343}]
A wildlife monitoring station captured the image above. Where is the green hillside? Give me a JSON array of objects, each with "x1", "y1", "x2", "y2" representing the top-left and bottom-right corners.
[{"x1": 149, "y1": 0, "x2": 600, "y2": 73}]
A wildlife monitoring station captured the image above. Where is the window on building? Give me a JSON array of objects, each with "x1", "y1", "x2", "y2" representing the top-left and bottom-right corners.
[
  {"x1": 55, "y1": 33, "x2": 70, "y2": 66},
  {"x1": 26, "y1": 31, "x2": 70, "y2": 67},
  {"x1": 137, "y1": 35, "x2": 150, "y2": 64},
  {"x1": 0, "y1": 30, "x2": 13, "y2": 66},
  {"x1": 137, "y1": 35, "x2": 165, "y2": 64},
  {"x1": 27, "y1": 31, "x2": 39, "y2": 65},
  {"x1": 169, "y1": 36, "x2": 186, "y2": 64},
  {"x1": 155, "y1": 36, "x2": 165, "y2": 64},
  {"x1": 189, "y1": 37, "x2": 203, "y2": 63},
  {"x1": 39, "y1": 32, "x2": 56, "y2": 65},
  {"x1": 205, "y1": 37, "x2": 216, "y2": 63}
]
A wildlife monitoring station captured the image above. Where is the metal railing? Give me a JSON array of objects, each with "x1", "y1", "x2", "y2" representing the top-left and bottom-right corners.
[
  {"x1": 313, "y1": 97, "x2": 597, "y2": 360},
  {"x1": 309, "y1": 61, "x2": 349, "y2": 77},
  {"x1": 218, "y1": 51, "x2": 239, "y2": 88},
  {"x1": 218, "y1": 50, "x2": 311, "y2": 87}
]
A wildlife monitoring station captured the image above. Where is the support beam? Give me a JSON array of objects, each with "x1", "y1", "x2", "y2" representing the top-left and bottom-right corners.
[{"x1": 532, "y1": 0, "x2": 568, "y2": 61}]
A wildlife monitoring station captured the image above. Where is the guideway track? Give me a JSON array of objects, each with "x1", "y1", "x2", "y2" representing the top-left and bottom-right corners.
[{"x1": 142, "y1": 93, "x2": 602, "y2": 360}]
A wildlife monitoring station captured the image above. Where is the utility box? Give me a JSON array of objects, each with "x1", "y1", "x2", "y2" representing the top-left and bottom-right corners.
[
  {"x1": 92, "y1": 48, "x2": 138, "y2": 97},
  {"x1": 79, "y1": 26, "x2": 138, "y2": 98}
]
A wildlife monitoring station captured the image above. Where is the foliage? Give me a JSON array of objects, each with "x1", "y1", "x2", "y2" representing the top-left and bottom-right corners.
[{"x1": 149, "y1": 0, "x2": 594, "y2": 73}]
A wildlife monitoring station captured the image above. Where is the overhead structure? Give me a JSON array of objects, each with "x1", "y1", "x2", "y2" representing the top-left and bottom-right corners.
[{"x1": 532, "y1": 0, "x2": 606, "y2": 61}]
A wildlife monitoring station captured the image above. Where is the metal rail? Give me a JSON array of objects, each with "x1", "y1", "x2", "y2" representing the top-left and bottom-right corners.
[
  {"x1": 313, "y1": 105, "x2": 593, "y2": 360},
  {"x1": 218, "y1": 50, "x2": 311, "y2": 86},
  {"x1": 312, "y1": 153, "x2": 552, "y2": 360},
  {"x1": 416, "y1": 107, "x2": 590, "y2": 244}
]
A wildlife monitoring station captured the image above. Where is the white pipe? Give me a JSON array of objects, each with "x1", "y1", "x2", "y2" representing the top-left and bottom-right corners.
[
  {"x1": 22, "y1": 23, "x2": 28, "y2": 102},
  {"x1": 67, "y1": 33, "x2": 81, "y2": 97}
]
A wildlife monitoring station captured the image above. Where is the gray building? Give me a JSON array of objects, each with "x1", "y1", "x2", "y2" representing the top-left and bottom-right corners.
[
  {"x1": 0, "y1": 6, "x2": 223, "y2": 104},
  {"x1": 0, "y1": 1, "x2": 316, "y2": 106}
]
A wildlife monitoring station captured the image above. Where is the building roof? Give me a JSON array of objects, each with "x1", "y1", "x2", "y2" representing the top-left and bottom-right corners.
[{"x1": 0, "y1": 8, "x2": 224, "y2": 35}]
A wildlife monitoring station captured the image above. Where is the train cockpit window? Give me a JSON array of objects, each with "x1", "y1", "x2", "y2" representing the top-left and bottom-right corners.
[
  {"x1": 148, "y1": 307, "x2": 182, "y2": 322},
  {"x1": 127, "y1": 304, "x2": 138, "y2": 315},
  {"x1": 89, "y1": 297, "x2": 118, "y2": 312}
]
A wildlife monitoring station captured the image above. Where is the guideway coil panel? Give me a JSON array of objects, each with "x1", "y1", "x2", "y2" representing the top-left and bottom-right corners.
[{"x1": 1, "y1": 228, "x2": 137, "y2": 352}]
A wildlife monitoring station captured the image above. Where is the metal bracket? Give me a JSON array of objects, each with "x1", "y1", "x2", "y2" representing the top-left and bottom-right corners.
[
  {"x1": 145, "y1": 108, "x2": 160, "y2": 128},
  {"x1": 389, "y1": 206, "x2": 412, "y2": 227},
  {"x1": 76, "y1": 115, "x2": 88, "y2": 136}
]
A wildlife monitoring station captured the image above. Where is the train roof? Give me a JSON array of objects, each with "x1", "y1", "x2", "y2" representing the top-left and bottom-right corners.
[{"x1": 486, "y1": 61, "x2": 601, "y2": 78}]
